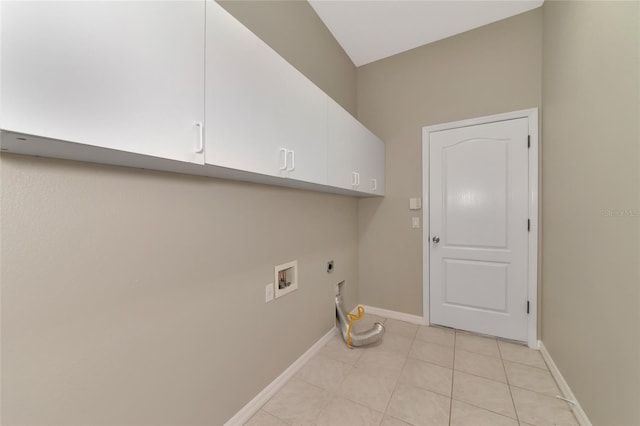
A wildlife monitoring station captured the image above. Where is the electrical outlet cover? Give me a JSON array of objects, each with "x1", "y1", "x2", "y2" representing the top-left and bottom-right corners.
[
  {"x1": 265, "y1": 283, "x2": 274, "y2": 302},
  {"x1": 409, "y1": 198, "x2": 422, "y2": 210}
]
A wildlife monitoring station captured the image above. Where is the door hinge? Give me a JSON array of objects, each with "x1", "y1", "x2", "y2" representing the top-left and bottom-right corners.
[
  {"x1": 527, "y1": 219, "x2": 530, "y2": 232},
  {"x1": 527, "y1": 135, "x2": 531, "y2": 148},
  {"x1": 527, "y1": 301, "x2": 530, "y2": 314}
]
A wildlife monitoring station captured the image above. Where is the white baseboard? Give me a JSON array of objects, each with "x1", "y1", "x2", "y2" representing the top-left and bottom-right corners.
[
  {"x1": 358, "y1": 305, "x2": 429, "y2": 326},
  {"x1": 224, "y1": 327, "x2": 337, "y2": 426},
  {"x1": 539, "y1": 341, "x2": 592, "y2": 426}
]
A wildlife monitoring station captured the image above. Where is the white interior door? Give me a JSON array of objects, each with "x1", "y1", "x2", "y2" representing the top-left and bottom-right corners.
[{"x1": 429, "y1": 118, "x2": 529, "y2": 342}]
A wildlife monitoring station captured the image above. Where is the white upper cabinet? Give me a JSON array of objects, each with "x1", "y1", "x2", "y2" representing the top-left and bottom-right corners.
[
  {"x1": 0, "y1": 1, "x2": 206, "y2": 164},
  {"x1": 1, "y1": 0, "x2": 384, "y2": 196},
  {"x1": 205, "y1": 1, "x2": 328, "y2": 185},
  {"x1": 328, "y1": 100, "x2": 385, "y2": 195}
]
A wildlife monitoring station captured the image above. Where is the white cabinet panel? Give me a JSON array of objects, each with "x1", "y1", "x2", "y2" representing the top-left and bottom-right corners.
[
  {"x1": 0, "y1": 1, "x2": 206, "y2": 164},
  {"x1": 363, "y1": 136, "x2": 385, "y2": 195},
  {"x1": 328, "y1": 100, "x2": 385, "y2": 195},
  {"x1": 327, "y1": 100, "x2": 360, "y2": 191},
  {"x1": 205, "y1": 1, "x2": 327, "y2": 185},
  {"x1": 1, "y1": 0, "x2": 383, "y2": 197}
]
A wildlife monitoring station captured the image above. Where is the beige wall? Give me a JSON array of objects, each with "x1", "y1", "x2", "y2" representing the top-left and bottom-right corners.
[
  {"x1": 357, "y1": 9, "x2": 542, "y2": 315},
  {"x1": 217, "y1": 0, "x2": 357, "y2": 116},
  {"x1": 541, "y1": 2, "x2": 640, "y2": 424},
  {"x1": 0, "y1": 3, "x2": 358, "y2": 425}
]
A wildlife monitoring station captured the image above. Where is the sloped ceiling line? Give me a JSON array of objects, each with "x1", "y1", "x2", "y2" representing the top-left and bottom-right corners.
[{"x1": 309, "y1": 0, "x2": 544, "y2": 66}]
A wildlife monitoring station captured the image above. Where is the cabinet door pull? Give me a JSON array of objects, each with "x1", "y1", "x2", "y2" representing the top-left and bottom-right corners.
[
  {"x1": 371, "y1": 178, "x2": 377, "y2": 191},
  {"x1": 195, "y1": 122, "x2": 204, "y2": 153},
  {"x1": 288, "y1": 150, "x2": 295, "y2": 171},
  {"x1": 279, "y1": 148, "x2": 288, "y2": 170},
  {"x1": 356, "y1": 172, "x2": 360, "y2": 186}
]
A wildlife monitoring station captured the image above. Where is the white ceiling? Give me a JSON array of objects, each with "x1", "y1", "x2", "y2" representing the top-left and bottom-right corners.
[{"x1": 308, "y1": 0, "x2": 544, "y2": 66}]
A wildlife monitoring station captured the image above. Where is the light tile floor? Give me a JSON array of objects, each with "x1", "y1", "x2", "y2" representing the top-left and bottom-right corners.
[{"x1": 245, "y1": 314, "x2": 578, "y2": 426}]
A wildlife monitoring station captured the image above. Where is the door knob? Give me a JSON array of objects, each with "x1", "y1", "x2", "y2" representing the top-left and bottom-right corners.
[{"x1": 432, "y1": 236, "x2": 440, "y2": 243}]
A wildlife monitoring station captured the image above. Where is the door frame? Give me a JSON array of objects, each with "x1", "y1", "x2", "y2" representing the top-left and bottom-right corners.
[{"x1": 422, "y1": 108, "x2": 539, "y2": 348}]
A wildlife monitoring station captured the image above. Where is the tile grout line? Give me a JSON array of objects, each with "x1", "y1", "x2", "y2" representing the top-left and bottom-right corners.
[
  {"x1": 449, "y1": 397, "x2": 522, "y2": 422},
  {"x1": 498, "y1": 340, "x2": 521, "y2": 425},
  {"x1": 337, "y1": 315, "x2": 415, "y2": 425},
  {"x1": 496, "y1": 338, "x2": 550, "y2": 371},
  {"x1": 380, "y1": 322, "x2": 567, "y2": 425},
  {"x1": 502, "y1": 358, "x2": 549, "y2": 371},
  {"x1": 414, "y1": 333, "x2": 458, "y2": 351},
  {"x1": 509, "y1": 383, "x2": 563, "y2": 399},
  {"x1": 448, "y1": 331, "x2": 457, "y2": 426},
  {"x1": 260, "y1": 334, "x2": 355, "y2": 426},
  {"x1": 447, "y1": 366, "x2": 506, "y2": 385},
  {"x1": 325, "y1": 337, "x2": 366, "y2": 413},
  {"x1": 442, "y1": 336, "x2": 523, "y2": 422},
  {"x1": 379, "y1": 323, "x2": 414, "y2": 423},
  {"x1": 417, "y1": 331, "x2": 535, "y2": 422},
  {"x1": 262, "y1": 319, "x2": 562, "y2": 426}
]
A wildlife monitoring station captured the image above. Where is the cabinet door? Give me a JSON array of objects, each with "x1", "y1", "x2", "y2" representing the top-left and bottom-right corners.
[
  {"x1": 328, "y1": 99, "x2": 385, "y2": 195},
  {"x1": 327, "y1": 100, "x2": 360, "y2": 191},
  {"x1": 358, "y1": 130, "x2": 386, "y2": 195},
  {"x1": 284, "y1": 78, "x2": 328, "y2": 184},
  {"x1": 0, "y1": 1, "x2": 205, "y2": 164},
  {"x1": 205, "y1": 1, "x2": 327, "y2": 185}
]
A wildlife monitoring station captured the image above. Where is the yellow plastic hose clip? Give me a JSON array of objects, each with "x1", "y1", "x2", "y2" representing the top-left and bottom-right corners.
[{"x1": 346, "y1": 305, "x2": 365, "y2": 348}]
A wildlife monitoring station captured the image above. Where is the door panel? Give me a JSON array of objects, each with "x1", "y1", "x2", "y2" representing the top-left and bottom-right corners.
[
  {"x1": 444, "y1": 139, "x2": 508, "y2": 248},
  {"x1": 443, "y1": 260, "x2": 508, "y2": 312},
  {"x1": 429, "y1": 118, "x2": 529, "y2": 341}
]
